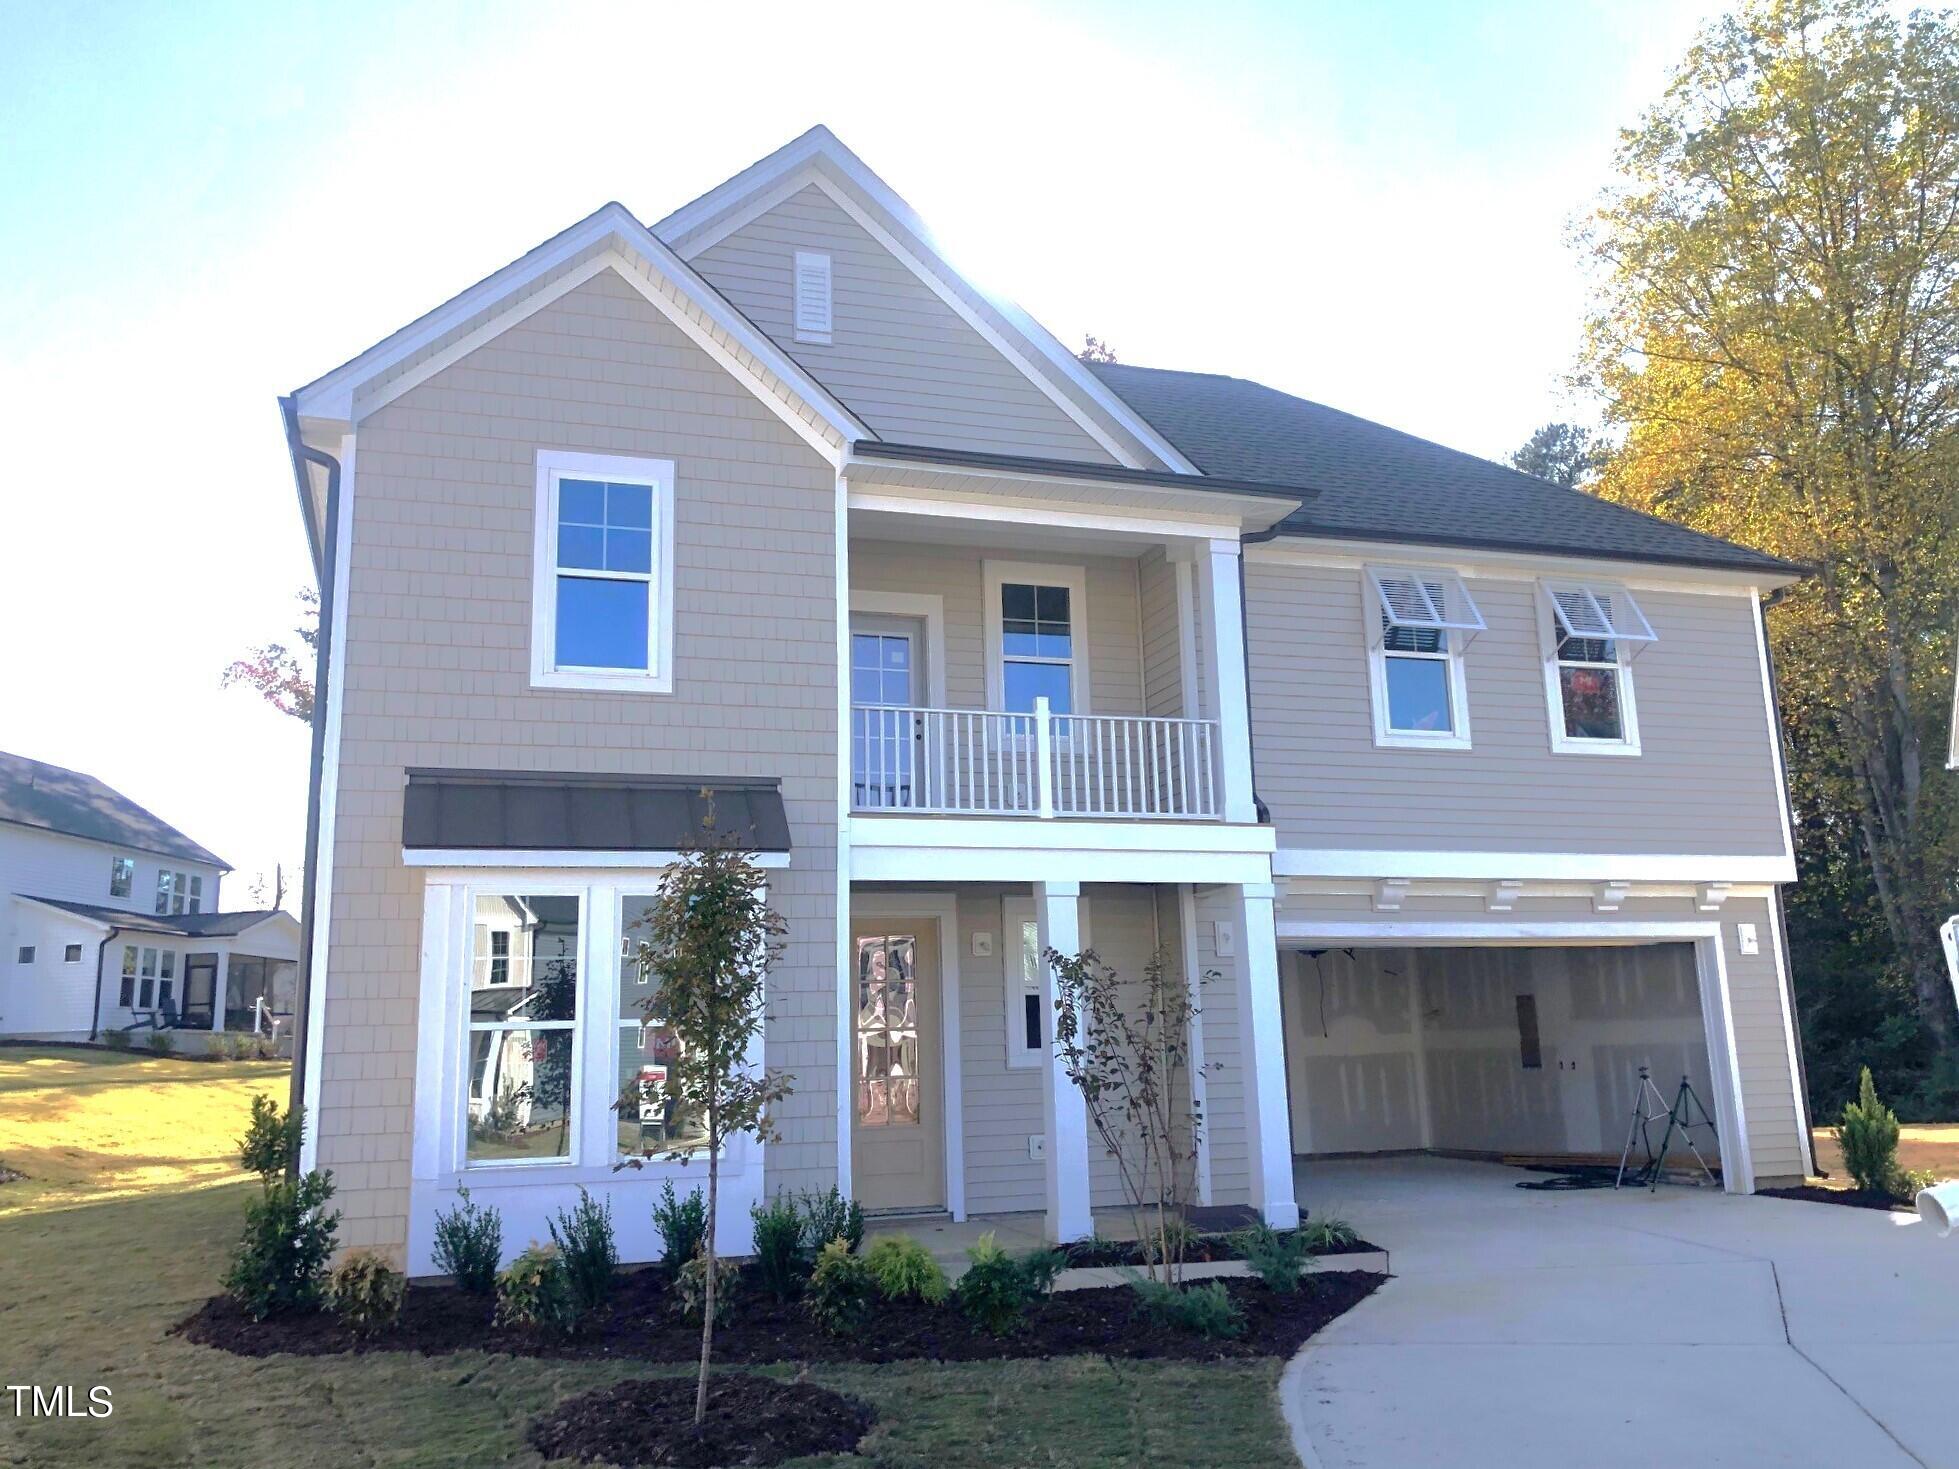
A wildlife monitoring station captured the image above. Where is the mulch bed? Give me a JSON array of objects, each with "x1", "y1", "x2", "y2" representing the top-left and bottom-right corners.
[
  {"x1": 175, "y1": 1268, "x2": 1385, "y2": 1365},
  {"x1": 1759, "y1": 1183, "x2": 1913, "y2": 1213},
  {"x1": 1061, "y1": 1232, "x2": 1382, "y2": 1267},
  {"x1": 528, "y1": 1374, "x2": 873, "y2": 1467}
]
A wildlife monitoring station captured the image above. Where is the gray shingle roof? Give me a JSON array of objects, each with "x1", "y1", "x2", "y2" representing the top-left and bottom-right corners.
[
  {"x1": 0, "y1": 752, "x2": 227, "y2": 869},
  {"x1": 1088, "y1": 362, "x2": 1800, "y2": 577},
  {"x1": 18, "y1": 897, "x2": 286, "y2": 938}
]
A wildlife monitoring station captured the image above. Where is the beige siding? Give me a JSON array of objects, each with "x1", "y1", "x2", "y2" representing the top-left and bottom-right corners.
[
  {"x1": 321, "y1": 268, "x2": 840, "y2": 1254},
  {"x1": 1138, "y1": 547, "x2": 1186, "y2": 719},
  {"x1": 1271, "y1": 888, "x2": 1808, "y2": 1186},
  {"x1": 851, "y1": 542, "x2": 1145, "y2": 714},
  {"x1": 1246, "y1": 561, "x2": 1789, "y2": 858},
  {"x1": 1192, "y1": 884, "x2": 1251, "y2": 1205},
  {"x1": 695, "y1": 185, "x2": 1116, "y2": 462}
]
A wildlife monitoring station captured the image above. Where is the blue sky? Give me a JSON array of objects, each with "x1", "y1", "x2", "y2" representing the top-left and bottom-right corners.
[{"x1": 0, "y1": 0, "x2": 1711, "y2": 893}]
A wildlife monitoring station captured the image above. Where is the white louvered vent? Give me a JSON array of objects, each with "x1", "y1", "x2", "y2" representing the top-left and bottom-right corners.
[
  {"x1": 793, "y1": 250, "x2": 833, "y2": 345},
  {"x1": 1366, "y1": 566, "x2": 1485, "y2": 647},
  {"x1": 1544, "y1": 580, "x2": 1658, "y2": 651}
]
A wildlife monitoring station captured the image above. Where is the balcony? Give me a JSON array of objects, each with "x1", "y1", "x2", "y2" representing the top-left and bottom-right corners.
[{"x1": 850, "y1": 697, "x2": 1221, "y2": 820}]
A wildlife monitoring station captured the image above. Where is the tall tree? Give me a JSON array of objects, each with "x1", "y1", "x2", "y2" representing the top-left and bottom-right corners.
[
  {"x1": 1511, "y1": 422, "x2": 1605, "y2": 487},
  {"x1": 1582, "y1": 0, "x2": 1959, "y2": 1052}
]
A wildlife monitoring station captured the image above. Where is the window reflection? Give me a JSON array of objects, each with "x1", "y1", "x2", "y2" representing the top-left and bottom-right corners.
[{"x1": 856, "y1": 934, "x2": 920, "y2": 1127}]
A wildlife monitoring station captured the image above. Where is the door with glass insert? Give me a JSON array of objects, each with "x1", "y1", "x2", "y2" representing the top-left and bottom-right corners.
[
  {"x1": 850, "y1": 618, "x2": 922, "y2": 809},
  {"x1": 850, "y1": 920, "x2": 944, "y2": 1211}
]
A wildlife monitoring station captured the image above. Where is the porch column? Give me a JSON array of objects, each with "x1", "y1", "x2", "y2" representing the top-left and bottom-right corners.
[
  {"x1": 1036, "y1": 880, "x2": 1094, "y2": 1242},
  {"x1": 213, "y1": 951, "x2": 230, "y2": 1032},
  {"x1": 1197, "y1": 537, "x2": 1257, "y2": 824},
  {"x1": 1233, "y1": 883, "x2": 1299, "y2": 1227}
]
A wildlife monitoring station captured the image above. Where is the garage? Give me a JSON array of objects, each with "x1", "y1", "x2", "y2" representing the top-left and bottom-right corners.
[{"x1": 1279, "y1": 942, "x2": 1728, "y2": 1169}]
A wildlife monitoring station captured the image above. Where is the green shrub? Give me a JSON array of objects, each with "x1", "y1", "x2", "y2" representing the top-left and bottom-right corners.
[
  {"x1": 238, "y1": 1094, "x2": 305, "y2": 1181},
  {"x1": 865, "y1": 1234, "x2": 949, "y2": 1304},
  {"x1": 1896, "y1": 1166, "x2": 1939, "y2": 1201},
  {"x1": 1139, "y1": 1214, "x2": 1196, "y2": 1266},
  {"x1": 222, "y1": 1169, "x2": 340, "y2": 1319},
  {"x1": 1299, "y1": 1215, "x2": 1359, "y2": 1251},
  {"x1": 672, "y1": 1250, "x2": 742, "y2": 1326},
  {"x1": 1015, "y1": 1246, "x2": 1069, "y2": 1297},
  {"x1": 215, "y1": 1031, "x2": 247, "y2": 1061},
  {"x1": 650, "y1": 1179, "x2": 707, "y2": 1268},
  {"x1": 1837, "y1": 1066, "x2": 1903, "y2": 1194},
  {"x1": 495, "y1": 1243, "x2": 578, "y2": 1335},
  {"x1": 431, "y1": 1187, "x2": 503, "y2": 1295},
  {"x1": 749, "y1": 1192, "x2": 809, "y2": 1301},
  {"x1": 1234, "y1": 1221, "x2": 1313, "y2": 1293},
  {"x1": 101, "y1": 1029, "x2": 132, "y2": 1051},
  {"x1": 548, "y1": 1188, "x2": 617, "y2": 1314},
  {"x1": 955, "y1": 1231, "x2": 1032, "y2": 1335},
  {"x1": 146, "y1": 1028, "x2": 176, "y2": 1056},
  {"x1": 798, "y1": 1185, "x2": 864, "y2": 1254},
  {"x1": 327, "y1": 1250, "x2": 406, "y2": 1336},
  {"x1": 1128, "y1": 1275, "x2": 1245, "y2": 1338},
  {"x1": 805, "y1": 1237, "x2": 877, "y2": 1335}
]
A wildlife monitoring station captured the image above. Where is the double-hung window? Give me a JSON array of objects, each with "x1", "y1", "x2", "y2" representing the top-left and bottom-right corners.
[
  {"x1": 465, "y1": 894, "x2": 581, "y2": 1167},
  {"x1": 531, "y1": 450, "x2": 675, "y2": 694},
  {"x1": 1364, "y1": 567, "x2": 1482, "y2": 750},
  {"x1": 109, "y1": 857, "x2": 133, "y2": 899},
  {"x1": 153, "y1": 870, "x2": 201, "y2": 915},
  {"x1": 986, "y1": 561, "x2": 1087, "y2": 722},
  {"x1": 1540, "y1": 580, "x2": 1655, "y2": 754}
]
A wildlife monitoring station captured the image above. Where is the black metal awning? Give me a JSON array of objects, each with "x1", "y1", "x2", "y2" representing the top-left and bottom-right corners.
[{"x1": 401, "y1": 769, "x2": 791, "y2": 854}]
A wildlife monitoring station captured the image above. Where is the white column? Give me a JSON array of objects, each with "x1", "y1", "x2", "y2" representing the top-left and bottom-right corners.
[
  {"x1": 1036, "y1": 880, "x2": 1094, "y2": 1242},
  {"x1": 214, "y1": 950, "x2": 231, "y2": 1032},
  {"x1": 1233, "y1": 882, "x2": 1299, "y2": 1228},
  {"x1": 1198, "y1": 537, "x2": 1257, "y2": 824}
]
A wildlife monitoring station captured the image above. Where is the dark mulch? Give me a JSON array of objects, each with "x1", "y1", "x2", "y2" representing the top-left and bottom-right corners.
[
  {"x1": 1760, "y1": 1184, "x2": 1912, "y2": 1213},
  {"x1": 1061, "y1": 1232, "x2": 1382, "y2": 1267},
  {"x1": 175, "y1": 1268, "x2": 1385, "y2": 1365},
  {"x1": 528, "y1": 1373, "x2": 873, "y2": 1467}
]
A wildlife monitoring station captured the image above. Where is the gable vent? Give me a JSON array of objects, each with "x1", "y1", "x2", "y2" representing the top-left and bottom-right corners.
[{"x1": 793, "y1": 250, "x2": 833, "y2": 345}]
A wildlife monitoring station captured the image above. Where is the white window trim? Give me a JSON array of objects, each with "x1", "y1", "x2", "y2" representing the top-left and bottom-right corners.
[
  {"x1": 109, "y1": 856, "x2": 133, "y2": 900},
  {"x1": 1537, "y1": 581, "x2": 1643, "y2": 756},
  {"x1": 793, "y1": 249, "x2": 833, "y2": 345},
  {"x1": 63, "y1": 944, "x2": 82, "y2": 963},
  {"x1": 530, "y1": 449, "x2": 677, "y2": 694},
  {"x1": 981, "y1": 560, "x2": 1091, "y2": 717},
  {"x1": 1001, "y1": 897, "x2": 1042, "y2": 1070},
  {"x1": 1361, "y1": 572, "x2": 1473, "y2": 751}
]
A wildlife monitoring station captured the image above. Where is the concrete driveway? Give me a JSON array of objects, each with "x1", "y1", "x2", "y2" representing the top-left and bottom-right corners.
[{"x1": 1285, "y1": 1156, "x2": 1959, "y2": 1468}]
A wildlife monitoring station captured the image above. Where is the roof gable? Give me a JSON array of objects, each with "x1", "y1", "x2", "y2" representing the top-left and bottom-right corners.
[
  {"x1": 657, "y1": 126, "x2": 1198, "y2": 475},
  {"x1": 0, "y1": 752, "x2": 227, "y2": 868}
]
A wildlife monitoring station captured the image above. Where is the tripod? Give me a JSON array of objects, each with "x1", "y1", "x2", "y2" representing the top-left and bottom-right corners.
[{"x1": 1615, "y1": 1066, "x2": 1719, "y2": 1190}]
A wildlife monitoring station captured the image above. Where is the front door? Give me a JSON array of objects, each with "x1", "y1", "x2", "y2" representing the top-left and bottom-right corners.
[
  {"x1": 850, "y1": 619, "x2": 921, "y2": 809},
  {"x1": 850, "y1": 920, "x2": 945, "y2": 1212}
]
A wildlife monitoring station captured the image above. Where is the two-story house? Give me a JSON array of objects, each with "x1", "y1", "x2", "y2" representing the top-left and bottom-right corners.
[
  {"x1": 280, "y1": 127, "x2": 1811, "y2": 1270},
  {"x1": 0, "y1": 751, "x2": 301, "y2": 1045}
]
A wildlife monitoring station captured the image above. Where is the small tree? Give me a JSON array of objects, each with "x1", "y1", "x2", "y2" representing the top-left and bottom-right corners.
[
  {"x1": 1047, "y1": 946, "x2": 1209, "y2": 1284},
  {"x1": 620, "y1": 802, "x2": 791, "y2": 1429}
]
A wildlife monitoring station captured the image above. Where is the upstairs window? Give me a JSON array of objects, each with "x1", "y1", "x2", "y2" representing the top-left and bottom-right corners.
[
  {"x1": 155, "y1": 870, "x2": 193, "y2": 915},
  {"x1": 793, "y1": 250, "x2": 833, "y2": 344},
  {"x1": 1364, "y1": 567, "x2": 1482, "y2": 750},
  {"x1": 986, "y1": 562, "x2": 1087, "y2": 719},
  {"x1": 531, "y1": 450, "x2": 674, "y2": 693},
  {"x1": 1540, "y1": 580, "x2": 1656, "y2": 755},
  {"x1": 109, "y1": 857, "x2": 134, "y2": 899}
]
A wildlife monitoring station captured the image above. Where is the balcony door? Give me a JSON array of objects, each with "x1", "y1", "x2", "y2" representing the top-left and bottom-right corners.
[{"x1": 851, "y1": 615, "x2": 922, "y2": 809}]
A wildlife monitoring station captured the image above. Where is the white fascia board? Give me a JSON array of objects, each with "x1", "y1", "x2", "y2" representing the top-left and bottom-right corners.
[
  {"x1": 845, "y1": 481, "x2": 1285, "y2": 542},
  {"x1": 1271, "y1": 849, "x2": 1797, "y2": 884},
  {"x1": 403, "y1": 849, "x2": 791, "y2": 872},
  {"x1": 1247, "y1": 537, "x2": 1795, "y2": 596},
  {"x1": 852, "y1": 815, "x2": 1274, "y2": 854},
  {"x1": 658, "y1": 126, "x2": 1199, "y2": 474},
  {"x1": 288, "y1": 202, "x2": 867, "y2": 453},
  {"x1": 851, "y1": 844, "x2": 1273, "y2": 886}
]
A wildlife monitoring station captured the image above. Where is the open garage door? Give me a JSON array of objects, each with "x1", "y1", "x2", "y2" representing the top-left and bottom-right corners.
[{"x1": 1280, "y1": 943, "x2": 1724, "y2": 1168}]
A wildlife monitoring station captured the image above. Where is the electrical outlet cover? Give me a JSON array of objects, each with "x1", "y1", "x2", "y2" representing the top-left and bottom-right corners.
[
  {"x1": 971, "y1": 931, "x2": 994, "y2": 958},
  {"x1": 1029, "y1": 1134, "x2": 1046, "y2": 1160},
  {"x1": 1736, "y1": 923, "x2": 1759, "y2": 956}
]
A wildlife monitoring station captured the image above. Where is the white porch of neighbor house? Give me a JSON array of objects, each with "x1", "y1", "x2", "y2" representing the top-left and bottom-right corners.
[{"x1": 842, "y1": 880, "x2": 1299, "y2": 1245}]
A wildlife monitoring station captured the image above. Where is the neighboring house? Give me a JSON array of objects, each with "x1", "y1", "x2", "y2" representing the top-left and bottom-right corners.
[
  {"x1": 281, "y1": 126, "x2": 1811, "y2": 1271},
  {"x1": 0, "y1": 751, "x2": 299, "y2": 1046}
]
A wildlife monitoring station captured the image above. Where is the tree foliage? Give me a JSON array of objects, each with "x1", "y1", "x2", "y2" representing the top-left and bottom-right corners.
[
  {"x1": 222, "y1": 587, "x2": 318, "y2": 724},
  {"x1": 1077, "y1": 334, "x2": 1119, "y2": 363},
  {"x1": 1581, "y1": 0, "x2": 1959, "y2": 1079},
  {"x1": 622, "y1": 802, "x2": 791, "y2": 1428},
  {"x1": 1511, "y1": 421, "x2": 1606, "y2": 487}
]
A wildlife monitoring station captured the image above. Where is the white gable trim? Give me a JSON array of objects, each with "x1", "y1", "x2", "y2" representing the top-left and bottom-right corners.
[
  {"x1": 660, "y1": 128, "x2": 1201, "y2": 475},
  {"x1": 290, "y1": 203, "x2": 867, "y2": 463}
]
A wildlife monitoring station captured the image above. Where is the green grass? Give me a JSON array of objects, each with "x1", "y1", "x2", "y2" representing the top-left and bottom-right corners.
[{"x1": 0, "y1": 1049, "x2": 1297, "y2": 1468}]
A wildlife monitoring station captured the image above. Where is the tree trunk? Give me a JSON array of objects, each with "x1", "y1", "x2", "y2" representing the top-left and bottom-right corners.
[{"x1": 696, "y1": 1106, "x2": 718, "y2": 1430}]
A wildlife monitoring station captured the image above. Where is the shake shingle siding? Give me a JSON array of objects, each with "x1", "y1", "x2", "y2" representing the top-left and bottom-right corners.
[{"x1": 321, "y1": 269, "x2": 840, "y2": 1253}]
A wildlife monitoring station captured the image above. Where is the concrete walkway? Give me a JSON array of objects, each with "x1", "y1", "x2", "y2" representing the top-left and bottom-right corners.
[{"x1": 1285, "y1": 1156, "x2": 1959, "y2": 1468}]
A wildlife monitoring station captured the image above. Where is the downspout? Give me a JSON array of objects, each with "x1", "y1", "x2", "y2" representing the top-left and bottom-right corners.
[
  {"x1": 281, "y1": 396, "x2": 342, "y2": 1164},
  {"x1": 1759, "y1": 585, "x2": 1819, "y2": 1177},
  {"x1": 87, "y1": 927, "x2": 123, "y2": 1043}
]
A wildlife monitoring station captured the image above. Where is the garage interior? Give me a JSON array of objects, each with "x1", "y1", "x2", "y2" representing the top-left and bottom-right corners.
[{"x1": 1279, "y1": 942, "x2": 1723, "y2": 1166}]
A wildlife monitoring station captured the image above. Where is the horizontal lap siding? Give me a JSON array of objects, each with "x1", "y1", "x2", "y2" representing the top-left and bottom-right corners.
[
  {"x1": 1193, "y1": 885, "x2": 1250, "y2": 1205},
  {"x1": 323, "y1": 269, "x2": 839, "y2": 1254},
  {"x1": 695, "y1": 186, "x2": 1116, "y2": 462},
  {"x1": 1246, "y1": 563, "x2": 1788, "y2": 857},
  {"x1": 1138, "y1": 548, "x2": 1185, "y2": 718}
]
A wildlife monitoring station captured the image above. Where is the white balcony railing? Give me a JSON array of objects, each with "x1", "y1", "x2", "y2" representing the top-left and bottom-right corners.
[{"x1": 851, "y1": 698, "x2": 1220, "y2": 820}]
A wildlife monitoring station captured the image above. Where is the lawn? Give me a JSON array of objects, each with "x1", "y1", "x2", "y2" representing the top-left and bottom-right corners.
[
  {"x1": 0, "y1": 1047, "x2": 1299, "y2": 1468},
  {"x1": 1811, "y1": 1122, "x2": 1959, "y2": 1187}
]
